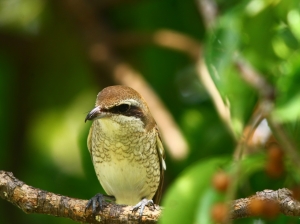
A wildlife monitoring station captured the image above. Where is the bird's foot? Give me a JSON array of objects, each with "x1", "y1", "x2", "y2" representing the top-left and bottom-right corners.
[
  {"x1": 131, "y1": 198, "x2": 155, "y2": 217},
  {"x1": 85, "y1": 193, "x2": 115, "y2": 215}
]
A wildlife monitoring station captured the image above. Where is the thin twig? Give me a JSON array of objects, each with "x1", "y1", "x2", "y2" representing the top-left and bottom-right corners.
[
  {"x1": 196, "y1": 0, "x2": 218, "y2": 29},
  {"x1": 196, "y1": 54, "x2": 236, "y2": 139},
  {"x1": 233, "y1": 106, "x2": 264, "y2": 161},
  {"x1": 234, "y1": 58, "x2": 300, "y2": 170},
  {"x1": 234, "y1": 59, "x2": 275, "y2": 101},
  {"x1": 111, "y1": 30, "x2": 201, "y2": 61}
]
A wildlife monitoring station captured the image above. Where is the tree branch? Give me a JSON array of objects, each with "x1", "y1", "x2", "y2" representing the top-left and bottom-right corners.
[
  {"x1": 0, "y1": 170, "x2": 161, "y2": 224},
  {"x1": 2, "y1": 170, "x2": 300, "y2": 222},
  {"x1": 231, "y1": 188, "x2": 300, "y2": 219}
]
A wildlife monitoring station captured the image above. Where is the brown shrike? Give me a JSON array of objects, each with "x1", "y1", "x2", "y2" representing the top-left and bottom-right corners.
[{"x1": 85, "y1": 85, "x2": 166, "y2": 215}]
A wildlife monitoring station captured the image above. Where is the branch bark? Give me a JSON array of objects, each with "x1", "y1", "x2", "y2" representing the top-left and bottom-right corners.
[
  {"x1": 0, "y1": 170, "x2": 161, "y2": 224},
  {"x1": 231, "y1": 188, "x2": 300, "y2": 219},
  {"x1": 2, "y1": 170, "x2": 300, "y2": 223}
]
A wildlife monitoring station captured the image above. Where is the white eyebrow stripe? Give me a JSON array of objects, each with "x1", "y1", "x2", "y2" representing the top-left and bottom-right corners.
[{"x1": 119, "y1": 99, "x2": 140, "y2": 107}]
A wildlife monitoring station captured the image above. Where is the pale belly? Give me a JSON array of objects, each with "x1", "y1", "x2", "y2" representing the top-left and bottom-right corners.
[
  {"x1": 90, "y1": 118, "x2": 160, "y2": 205},
  {"x1": 93, "y1": 152, "x2": 154, "y2": 205}
]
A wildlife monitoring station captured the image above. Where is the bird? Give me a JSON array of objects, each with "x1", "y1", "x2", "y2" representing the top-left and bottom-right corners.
[{"x1": 85, "y1": 85, "x2": 166, "y2": 215}]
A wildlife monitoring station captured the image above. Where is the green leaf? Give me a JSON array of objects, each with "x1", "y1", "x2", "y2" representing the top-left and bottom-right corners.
[
  {"x1": 204, "y1": 10, "x2": 258, "y2": 136},
  {"x1": 160, "y1": 157, "x2": 229, "y2": 224},
  {"x1": 160, "y1": 155, "x2": 266, "y2": 224}
]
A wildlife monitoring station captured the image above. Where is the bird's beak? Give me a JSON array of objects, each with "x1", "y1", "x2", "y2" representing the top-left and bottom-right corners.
[{"x1": 85, "y1": 106, "x2": 106, "y2": 122}]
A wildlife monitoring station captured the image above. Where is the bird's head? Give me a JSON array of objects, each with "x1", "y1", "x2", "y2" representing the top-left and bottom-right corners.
[{"x1": 85, "y1": 85, "x2": 155, "y2": 131}]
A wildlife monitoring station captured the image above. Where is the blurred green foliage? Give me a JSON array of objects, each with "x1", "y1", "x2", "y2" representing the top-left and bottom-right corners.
[{"x1": 1, "y1": 0, "x2": 300, "y2": 223}]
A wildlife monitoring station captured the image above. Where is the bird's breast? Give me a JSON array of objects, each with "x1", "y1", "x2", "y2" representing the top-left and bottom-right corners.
[{"x1": 90, "y1": 119, "x2": 160, "y2": 205}]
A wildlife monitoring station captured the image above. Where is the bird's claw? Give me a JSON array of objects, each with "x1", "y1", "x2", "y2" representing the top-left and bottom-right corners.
[
  {"x1": 86, "y1": 193, "x2": 115, "y2": 215},
  {"x1": 131, "y1": 199, "x2": 155, "y2": 217}
]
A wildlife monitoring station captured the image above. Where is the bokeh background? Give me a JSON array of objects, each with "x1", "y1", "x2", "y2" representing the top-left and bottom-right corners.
[{"x1": 1, "y1": 0, "x2": 300, "y2": 223}]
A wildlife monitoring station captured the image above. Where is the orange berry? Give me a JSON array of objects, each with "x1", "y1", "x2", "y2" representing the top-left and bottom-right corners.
[
  {"x1": 212, "y1": 171, "x2": 230, "y2": 192},
  {"x1": 249, "y1": 198, "x2": 279, "y2": 218},
  {"x1": 268, "y1": 145, "x2": 284, "y2": 162},
  {"x1": 249, "y1": 198, "x2": 264, "y2": 216},
  {"x1": 265, "y1": 161, "x2": 284, "y2": 178},
  {"x1": 292, "y1": 186, "x2": 300, "y2": 200},
  {"x1": 263, "y1": 200, "x2": 280, "y2": 219},
  {"x1": 211, "y1": 203, "x2": 228, "y2": 223}
]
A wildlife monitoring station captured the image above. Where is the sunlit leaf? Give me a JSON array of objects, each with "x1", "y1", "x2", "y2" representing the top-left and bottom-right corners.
[
  {"x1": 160, "y1": 157, "x2": 228, "y2": 224},
  {"x1": 160, "y1": 154, "x2": 266, "y2": 224},
  {"x1": 205, "y1": 10, "x2": 257, "y2": 136}
]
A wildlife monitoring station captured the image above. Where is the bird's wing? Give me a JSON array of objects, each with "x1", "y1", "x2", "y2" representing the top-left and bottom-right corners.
[
  {"x1": 87, "y1": 123, "x2": 94, "y2": 157},
  {"x1": 153, "y1": 126, "x2": 166, "y2": 205}
]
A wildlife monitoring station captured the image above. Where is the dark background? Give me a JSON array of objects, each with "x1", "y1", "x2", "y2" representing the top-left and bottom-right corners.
[{"x1": 1, "y1": 0, "x2": 300, "y2": 223}]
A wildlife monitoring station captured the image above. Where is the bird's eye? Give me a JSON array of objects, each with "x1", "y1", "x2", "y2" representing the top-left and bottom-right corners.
[{"x1": 117, "y1": 104, "x2": 130, "y2": 113}]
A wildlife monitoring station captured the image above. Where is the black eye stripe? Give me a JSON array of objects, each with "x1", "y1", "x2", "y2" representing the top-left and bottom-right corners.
[
  {"x1": 109, "y1": 104, "x2": 143, "y2": 118},
  {"x1": 117, "y1": 104, "x2": 130, "y2": 113}
]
